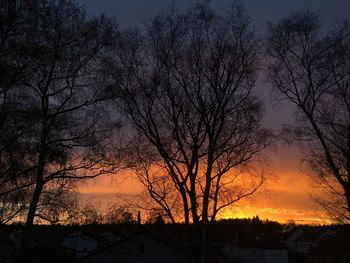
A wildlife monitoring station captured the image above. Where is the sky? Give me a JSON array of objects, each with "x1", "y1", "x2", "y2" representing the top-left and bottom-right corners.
[{"x1": 76, "y1": 0, "x2": 350, "y2": 224}]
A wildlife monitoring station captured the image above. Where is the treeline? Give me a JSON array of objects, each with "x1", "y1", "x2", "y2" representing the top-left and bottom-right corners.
[{"x1": 1, "y1": 0, "x2": 350, "y2": 255}]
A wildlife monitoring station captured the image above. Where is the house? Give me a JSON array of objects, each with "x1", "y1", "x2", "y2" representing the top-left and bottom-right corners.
[
  {"x1": 236, "y1": 235, "x2": 288, "y2": 263},
  {"x1": 312, "y1": 228, "x2": 350, "y2": 263},
  {"x1": 61, "y1": 231, "x2": 99, "y2": 258},
  {"x1": 280, "y1": 226, "x2": 334, "y2": 255},
  {"x1": 209, "y1": 230, "x2": 288, "y2": 263},
  {"x1": 291, "y1": 228, "x2": 333, "y2": 254},
  {"x1": 7, "y1": 229, "x2": 38, "y2": 249},
  {"x1": 79, "y1": 232, "x2": 190, "y2": 263},
  {"x1": 280, "y1": 227, "x2": 303, "y2": 253}
]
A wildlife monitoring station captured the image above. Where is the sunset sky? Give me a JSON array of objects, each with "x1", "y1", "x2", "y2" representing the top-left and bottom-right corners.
[{"x1": 76, "y1": 0, "x2": 350, "y2": 225}]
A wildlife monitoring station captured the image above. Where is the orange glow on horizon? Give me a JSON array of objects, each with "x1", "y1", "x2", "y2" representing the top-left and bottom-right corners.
[
  {"x1": 77, "y1": 144, "x2": 333, "y2": 225},
  {"x1": 219, "y1": 205, "x2": 332, "y2": 225}
]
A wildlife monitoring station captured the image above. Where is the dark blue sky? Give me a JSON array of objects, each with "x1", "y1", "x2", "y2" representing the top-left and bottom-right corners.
[
  {"x1": 77, "y1": 0, "x2": 350, "y2": 33},
  {"x1": 75, "y1": 0, "x2": 350, "y2": 129},
  {"x1": 75, "y1": 0, "x2": 350, "y2": 130}
]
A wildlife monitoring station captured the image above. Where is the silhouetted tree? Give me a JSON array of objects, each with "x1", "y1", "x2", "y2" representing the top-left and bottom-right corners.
[
  {"x1": 0, "y1": 0, "x2": 119, "y2": 251},
  {"x1": 108, "y1": 3, "x2": 272, "y2": 262},
  {"x1": 267, "y1": 10, "x2": 350, "y2": 222},
  {"x1": 105, "y1": 204, "x2": 135, "y2": 224},
  {"x1": 155, "y1": 213, "x2": 165, "y2": 225},
  {"x1": 110, "y1": 1, "x2": 271, "y2": 226},
  {"x1": 72, "y1": 200, "x2": 103, "y2": 225},
  {"x1": 137, "y1": 210, "x2": 141, "y2": 225},
  {"x1": 144, "y1": 208, "x2": 169, "y2": 224},
  {"x1": 0, "y1": 0, "x2": 38, "y2": 224}
]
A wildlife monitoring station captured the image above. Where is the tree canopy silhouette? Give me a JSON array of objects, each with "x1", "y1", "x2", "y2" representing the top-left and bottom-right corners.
[
  {"x1": 109, "y1": 2, "x2": 272, "y2": 225},
  {"x1": 267, "y1": 10, "x2": 350, "y2": 223},
  {"x1": 0, "y1": 0, "x2": 120, "y2": 250}
]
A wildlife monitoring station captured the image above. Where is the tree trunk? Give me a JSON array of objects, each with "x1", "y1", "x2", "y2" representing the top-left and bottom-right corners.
[
  {"x1": 20, "y1": 175, "x2": 43, "y2": 252},
  {"x1": 189, "y1": 177, "x2": 199, "y2": 224},
  {"x1": 20, "y1": 111, "x2": 48, "y2": 252}
]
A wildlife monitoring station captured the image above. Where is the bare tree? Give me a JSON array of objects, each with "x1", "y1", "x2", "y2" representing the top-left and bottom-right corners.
[
  {"x1": 0, "y1": 0, "x2": 41, "y2": 226},
  {"x1": 266, "y1": 10, "x2": 350, "y2": 222},
  {"x1": 70, "y1": 200, "x2": 103, "y2": 225},
  {"x1": 0, "y1": 0, "x2": 120, "y2": 251},
  {"x1": 33, "y1": 180, "x2": 80, "y2": 224},
  {"x1": 104, "y1": 204, "x2": 135, "y2": 224},
  {"x1": 109, "y1": 3, "x2": 271, "y2": 226}
]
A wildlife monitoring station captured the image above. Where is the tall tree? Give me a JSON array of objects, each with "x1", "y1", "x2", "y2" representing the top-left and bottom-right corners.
[
  {"x1": 110, "y1": 2, "x2": 271, "y2": 226},
  {"x1": 267, "y1": 10, "x2": 350, "y2": 222},
  {"x1": 109, "y1": 5, "x2": 272, "y2": 261},
  {"x1": 0, "y1": 0, "x2": 38, "y2": 225},
  {"x1": 0, "y1": 0, "x2": 119, "y2": 250}
]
